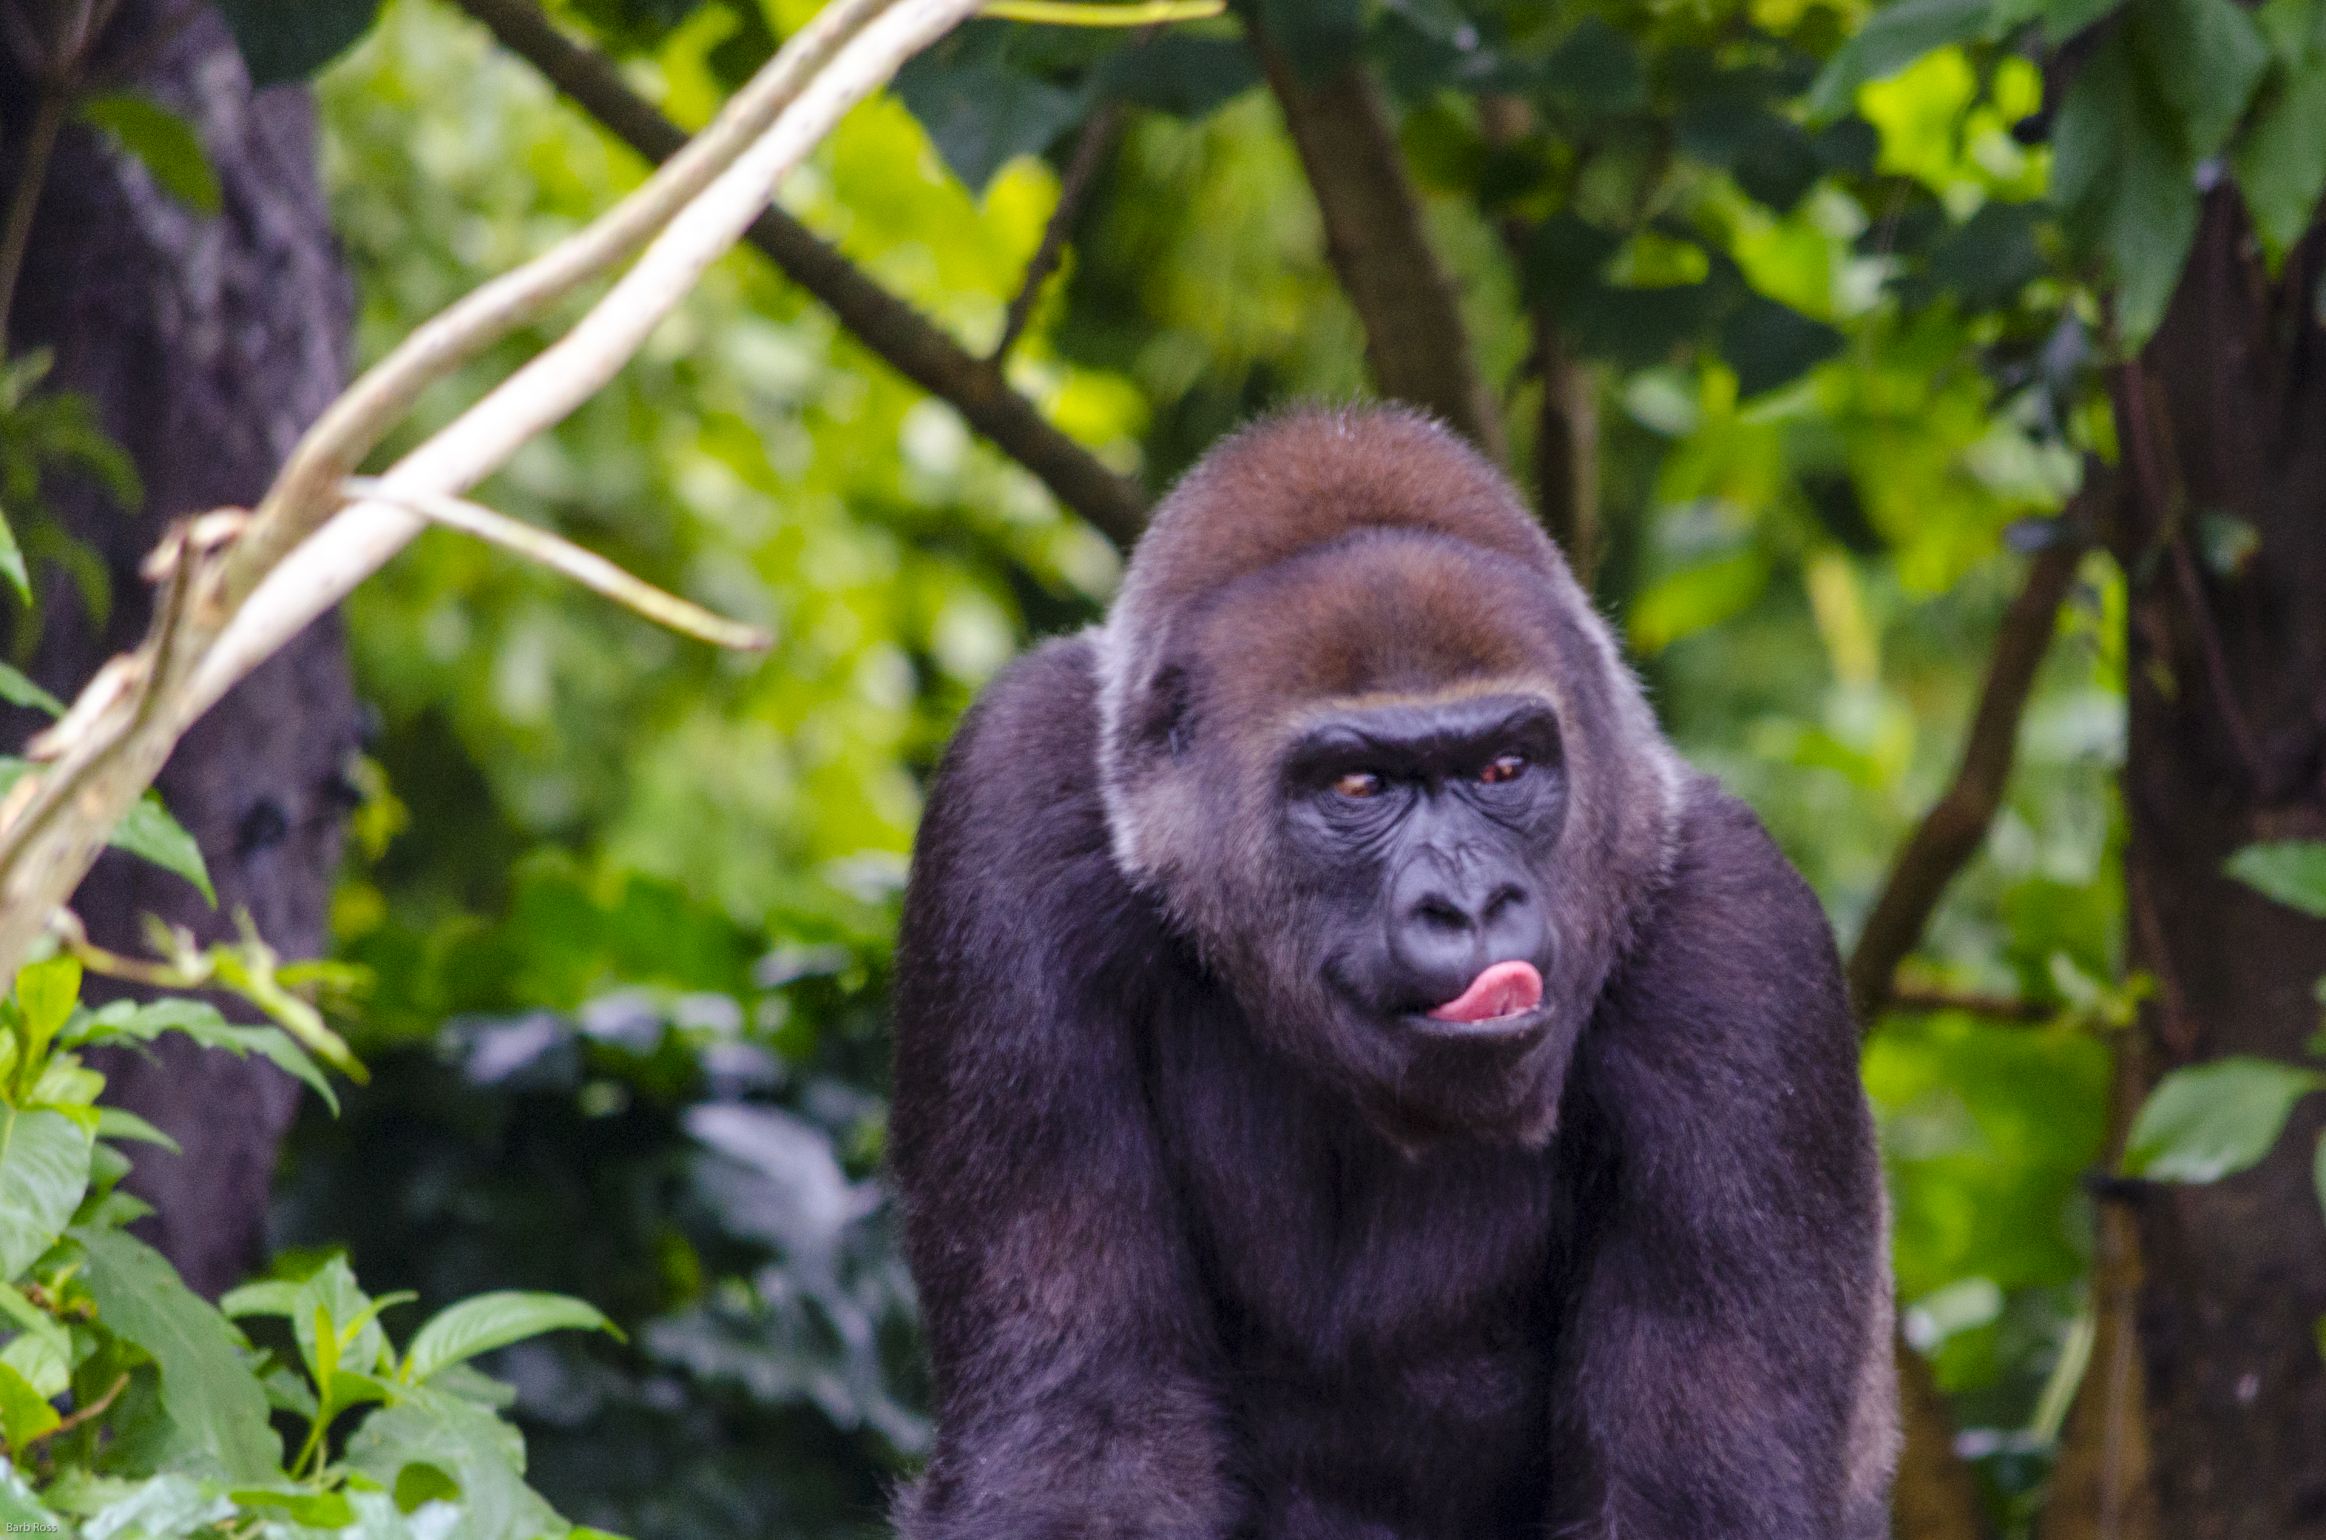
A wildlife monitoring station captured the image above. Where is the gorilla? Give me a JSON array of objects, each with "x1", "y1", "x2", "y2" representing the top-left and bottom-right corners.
[{"x1": 889, "y1": 407, "x2": 1895, "y2": 1540}]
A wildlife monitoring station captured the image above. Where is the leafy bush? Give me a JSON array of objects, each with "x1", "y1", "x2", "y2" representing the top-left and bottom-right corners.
[
  {"x1": 272, "y1": 996, "x2": 923, "y2": 1540},
  {"x1": 0, "y1": 958, "x2": 617, "y2": 1540}
]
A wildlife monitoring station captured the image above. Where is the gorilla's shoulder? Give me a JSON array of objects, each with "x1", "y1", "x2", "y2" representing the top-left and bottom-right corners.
[
  {"x1": 1609, "y1": 774, "x2": 1851, "y2": 1053},
  {"x1": 910, "y1": 632, "x2": 1125, "y2": 920}
]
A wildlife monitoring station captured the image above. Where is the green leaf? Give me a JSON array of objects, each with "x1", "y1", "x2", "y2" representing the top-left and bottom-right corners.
[
  {"x1": 1719, "y1": 296, "x2": 1844, "y2": 398},
  {"x1": 15, "y1": 957, "x2": 81, "y2": 1058},
  {"x1": 402, "y1": 1292, "x2": 619, "y2": 1386},
  {"x1": 0, "y1": 663, "x2": 55, "y2": 717},
  {"x1": 2125, "y1": 1056, "x2": 2326, "y2": 1181},
  {"x1": 229, "y1": 1486, "x2": 355, "y2": 1527},
  {"x1": 73, "y1": 1227, "x2": 279, "y2": 1482},
  {"x1": 2050, "y1": 0, "x2": 2129, "y2": 40},
  {"x1": 0, "y1": 1358, "x2": 58, "y2": 1447},
  {"x1": 2315, "y1": 1131, "x2": 2326, "y2": 1217},
  {"x1": 94, "y1": 1107, "x2": 179, "y2": 1154},
  {"x1": 1807, "y1": 0, "x2": 1993, "y2": 120},
  {"x1": 68, "y1": 999, "x2": 335, "y2": 1114},
  {"x1": 347, "y1": 1385, "x2": 561, "y2": 1540},
  {"x1": 75, "y1": 93, "x2": 222, "y2": 215},
  {"x1": 2235, "y1": 66, "x2": 2326, "y2": 263},
  {"x1": 893, "y1": 48, "x2": 1090, "y2": 193},
  {"x1": 0, "y1": 1282, "x2": 72, "y2": 1398},
  {"x1": 0, "y1": 1108, "x2": 93, "y2": 1278},
  {"x1": 0, "y1": 509, "x2": 26, "y2": 602},
  {"x1": 111, "y1": 794, "x2": 213, "y2": 904},
  {"x1": 78, "y1": 1473, "x2": 234, "y2": 1540},
  {"x1": 2133, "y1": 0, "x2": 2273, "y2": 156},
  {"x1": 2050, "y1": 28, "x2": 2201, "y2": 344},
  {"x1": 2226, "y1": 840, "x2": 2326, "y2": 917},
  {"x1": 214, "y1": 0, "x2": 383, "y2": 87}
]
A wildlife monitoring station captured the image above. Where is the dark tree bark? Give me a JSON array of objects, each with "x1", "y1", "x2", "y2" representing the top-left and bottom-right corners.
[
  {"x1": 1, "y1": 2, "x2": 359, "y2": 1297},
  {"x1": 2113, "y1": 193, "x2": 2326, "y2": 1538}
]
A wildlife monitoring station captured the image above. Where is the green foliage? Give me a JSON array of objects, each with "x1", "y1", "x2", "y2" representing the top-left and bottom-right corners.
[
  {"x1": 2124, "y1": 1057, "x2": 2326, "y2": 1182},
  {"x1": 216, "y1": 0, "x2": 386, "y2": 87},
  {"x1": 2226, "y1": 839, "x2": 2326, "y2": 918},
  {"x1": 0, "y1": 962, "x2": 617, "y2": 1538},
  {"x1": 73, "y1": 94, "x2": 222, "y2": 215}
]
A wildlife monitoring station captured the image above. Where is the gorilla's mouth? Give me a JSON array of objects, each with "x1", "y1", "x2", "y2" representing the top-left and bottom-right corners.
[{"x1": 1424, "y1": 960, "x2": 1545, "y2": 1027}]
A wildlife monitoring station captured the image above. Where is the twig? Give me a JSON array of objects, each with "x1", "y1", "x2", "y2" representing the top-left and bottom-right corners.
[
  {"x1": 19, "y1": 1371, "x2": 127, "y2": 1448},
  {"x1": 0, "y1": 75, "x2": 71, "y2": 356},
  {"x1": 993, "y1": 101, "x2": 1122, "y2": 364},
  {"x1": 448, "y1": 0, "x2": 1149, "y2": 549},
  {"x1": 342, "y1": 478, "x2": 772, "y2": 651},
  {"x1": 1253, "y1": 34, "x2": 1504, "y2": 460},
  {"x1": 1846, "y1": 507, "x2": 2098, "y2": 1020},
  {"x1": 2111, "y1": 356, "x2": 2265, "y2": 783}
]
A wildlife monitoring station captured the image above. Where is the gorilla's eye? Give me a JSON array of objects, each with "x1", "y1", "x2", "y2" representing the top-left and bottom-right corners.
[
  {"x1": 1333, "y1": 771, "x2": 1385, "y2": 800},
  {"x1": 1479, "y1": 754, "x2": 1528, "y2": 786}
]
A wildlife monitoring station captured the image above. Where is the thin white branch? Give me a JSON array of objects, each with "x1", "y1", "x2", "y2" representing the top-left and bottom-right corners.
[
  {"x1": 187, "y1": 0, "x2": 983, "y2": 719},
  {"x1": 0, "y1": 0, "x2": 985, "y2": 979},
  {"x1": 344, "y1": 478, "x2": 771, "y2": 652}
]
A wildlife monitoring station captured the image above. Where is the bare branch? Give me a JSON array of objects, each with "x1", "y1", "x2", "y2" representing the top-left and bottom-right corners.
[
  {"x1": 1846, "y1": 510, "x2": 2098, "y2": 1020},
  {"x1": 1254, "y1": 38, "x2": 1503, "y2": 460},
  {"x1": 994, "y1": 101, "x2": 1122, "y2": 365},
  {"x1": 0, "y1": 73, "x2": 71, "y2": 354},
  {"x1": 451, "y1": 0, "x2": 1150, "y2": 550},
  {"x1": 344, "y1": 478, "x2": 772, "y2": 652},
  {"x1": 0, "y1": 0, "x2": 989, "y2": 979},
  {"x1": 233, "y1": 0, "x2": 904, "y2": 595}
]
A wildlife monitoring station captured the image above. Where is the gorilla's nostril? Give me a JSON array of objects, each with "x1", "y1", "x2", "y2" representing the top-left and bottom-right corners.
[
  {"x1": 1484, "y1": 885, "x2": 1529, "y2": 922},
  {"x1": 1414, "y1": 895, "x2": 1473, "y2": 932}
]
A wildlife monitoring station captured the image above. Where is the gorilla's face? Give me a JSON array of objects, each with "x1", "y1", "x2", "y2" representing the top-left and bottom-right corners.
[
  {"x1": 1107, "y1": 532, "x2": 1663, "y2": 1147},
  {"x1": 1280, "y1": 691, "x2": 1568, "y2": 1036},
  {"x1": 1252, "y1": 689, "x2": 1582, "y2": 1143}
]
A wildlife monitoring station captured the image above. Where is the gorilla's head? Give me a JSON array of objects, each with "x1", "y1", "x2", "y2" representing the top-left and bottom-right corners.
[{"x1": 1095, "y1": 408, "x2": 1683, "y2": 1146}]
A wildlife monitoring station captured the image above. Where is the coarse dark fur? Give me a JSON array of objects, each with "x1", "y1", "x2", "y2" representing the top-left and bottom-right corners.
[{"x1": 889, "y1": 407, "x2": 1896, "y2": 1539}]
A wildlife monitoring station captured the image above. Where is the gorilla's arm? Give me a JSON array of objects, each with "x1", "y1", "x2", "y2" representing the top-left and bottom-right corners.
[
  {"x1": 889, "y1": 637, "x2": 1240, "y2": 1540},
  {"x1": 1555, "y1": 786, "x2": 1894, "y2": 1540}
]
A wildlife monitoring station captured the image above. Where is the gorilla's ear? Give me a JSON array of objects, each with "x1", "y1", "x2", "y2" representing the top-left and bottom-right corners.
[{"x1": 1125, "y1": 662, "x2": 1193, "y2": 762}]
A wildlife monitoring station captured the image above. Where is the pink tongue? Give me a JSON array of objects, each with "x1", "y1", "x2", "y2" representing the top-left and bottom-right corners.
[{"x1": 1427, "y1": 960, "x2": 1544, "y2": 1024}]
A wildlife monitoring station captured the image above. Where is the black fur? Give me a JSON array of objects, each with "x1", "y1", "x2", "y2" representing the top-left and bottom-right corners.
[{"x1": 890, "y1": 410, "x2": 1893, "y2": 1539}]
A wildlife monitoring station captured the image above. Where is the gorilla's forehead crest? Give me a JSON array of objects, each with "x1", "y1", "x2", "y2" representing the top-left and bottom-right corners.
[{"x1": 1093, "y1": 404, "x2": 1684, "y2": 892}]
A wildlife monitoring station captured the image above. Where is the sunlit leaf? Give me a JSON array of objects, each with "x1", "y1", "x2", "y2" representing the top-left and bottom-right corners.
[
  {"x1": 76, "y1": 93, "x2": 222, "y2": 215},
  {"x1": 2125, "y1": 1057, "x2": 2326, "y2": 1182},
  {"x1": 1807, "y1": 0, "x2": 1991, "y2": 120},
  {"x1": 0, "y1": 1109, "x2": 92, "y2": 1279},
  {"x1": 0, "y1": 1359, "x2": 59, "y2": 1448},
  {"x1": 402, "y1": 1291, "x2": 620, "y2": 1385},
  {"x1": 73, "y1": 1227, "x2": 278, "y2": 1482}
]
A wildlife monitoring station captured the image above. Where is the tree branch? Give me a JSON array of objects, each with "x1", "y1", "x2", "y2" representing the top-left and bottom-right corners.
[
  {"x1": 994, "y1": 100, "x2": 1121, "y2": 365},
  {"x1": 0, "y1": 72, "x2": 71, "y2": 355},
  {"x1": 342, "y1": 478, "x2": 772, "y2": 651},
  {"x1": 0, "y1": 0, "x2": 991, "y2": 980},
  {"x1": 1846, "y1": 514, "x2": 2096, "y2": 1019},
  {"x1": 450, "y1": 0, "x2": 1149, "y2": 552},
  {"x1": 1253, "y1": 38, "x2": 1503, "y2": 460}
]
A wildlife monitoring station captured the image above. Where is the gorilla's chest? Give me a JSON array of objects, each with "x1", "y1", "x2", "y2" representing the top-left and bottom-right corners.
[{"x1": 1149, "y1": 1007, "x2": 1571, "y2": 1532}]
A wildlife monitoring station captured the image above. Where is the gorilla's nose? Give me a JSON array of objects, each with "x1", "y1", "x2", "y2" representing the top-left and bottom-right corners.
[{"x1": 1387, "y1": 861, "x2": 1547, "y2": 1008}]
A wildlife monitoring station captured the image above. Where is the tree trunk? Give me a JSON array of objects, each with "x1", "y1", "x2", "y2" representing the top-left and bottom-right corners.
[
  {"x1": 2116, "y1": 192, "x2": 2326, "y2": 1538},
  {"x1": 1, "y1": 2, "x2": 359, "y2": 1297}
]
